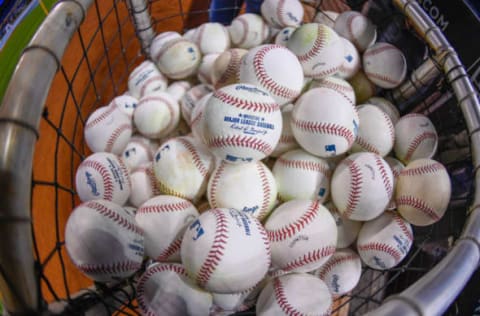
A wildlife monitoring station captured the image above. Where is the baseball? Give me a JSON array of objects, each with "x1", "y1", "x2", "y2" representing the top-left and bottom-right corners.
[
  {"x1": 291, "y1": 86, "x2": 359, "y2": 158},
  {"x1": 350, "y1": 104, "x2": 395, "y2": 157},
  {"x1": 396, "y1": 158, "x2": 451, "y2": 226},
  {"x1": 309, "y1": 76, "x2": 356, "y2": 106},
  {"x1": 128, "y1": 60, "x2": 168, "y2": 99},
  {"x1": 183, "y1": 27, "x2": 197, "y2": 41},
  {"x1": 260, "y1": 0, "x2": 304, "y2": 28},
  {"x1": 314, "y1": 10, "x2": 339, "y2": 28},
  {"x1": 190, "y1": 92, "x2": 213, "y2": 143},
  {"x1": 363, "y1": 42, "x2": 407, "y2": 89},
  {"x1": 136, "y1": 195, "x2": 199, "y2": 262},
  {"x1": 274, "y1": 26, "x2": 296, "y2": 46},
  {"x1": 137, "y1": 263, "x2": 213, "y2": 316},
  {"x1": 121, "y1": 135, "x2": 155, "y2": 171},
  {"x1": 181, "y1": 83, "x2": 212, "y2": 124},
  {"x1": 194, "y1": 22, "x2": 231, "y2": 54},
  {"x1": 153, "y1": 136, "x2": 214, "y2": 202},
  {"x1": 166, "y1": 80, "x2": 191, "y2": 103},
  {"x1": 256, "y1": 273, "x2": 332, "y2": 316},
  {"x1": 313, "y1": 248, "x2": 362, "y2": 296},
  {"x1": 265, "y1": 199, "x2": 337, "y2": 273},
  {"x1": 287, "y1": 23, "x2": 344, "y2": 79},
  {"x1": 357, "y1": 210, "x2": 413, "y2": 270},
  {"x1": 273, "y1": 149, "x2": 331, "y2": 202},
  {"x1": 367, "y1": 96, "x2": 401, "y2": 124},
  {"x1": 229, "y1": 13, "x2": 269, "y2": 49},
  {"x1": 385, "y1": 157, "x2": 405, "y2": 210},
  {"x1": 239, "y1": 44, "x2": 304, "y2": 106},
  {"x1": 65, "y1": 199, "x2": 143, "y2": 282},
  {"x1": 181, "y1": 208, "x2": 271, "y2": 293},
  {"x1": 334, "y1": 11, "x2": 377, "y2": 52},
  {"x1": 150, "y1": 31, "x2": 182, "y2": 60},
  {"x1": 331, "y1": 152, "x2": 394, "y2": 221},
  {"x1": 207, "y1": 160, "x2": 277, "y2": 221},
  {"x1": 203, "y1": 83, "x2": 282, "y2": 164},
  {"x1": 212, "y1": 285, "x2": 261, "y2": 313},
  {"x1": 270, "y1": 104, "x2": 299, "y2": 157},
  {"x1": 75, "y1": 152, "x2": 131, "y2": 205},
  {"x1": 197, "y1": 53, "x2": 220, "y2": 86},
  {"x1": 84, "y1": 105, "x2": 132, "y2": 155},
  {"x1": 153, "y1": 38, "x2": 202, "y2": 79},
  {"x1": 348, "y1": 69, "x2": 377, "y2": 104},
  {"x1": 110, "y1": 94, "x2": 138, "y2": 119},
  {"x1": 337, "y1": 37, "x2": 361, "y2": 79},
  {"x1": 325, "y1": 202, "x2": 362, "y2": 248},
  {"x1": 128, "y1": 163, "x2": 161, "y2": 208},
  {"x1": 134, "y1": 91, "x2": 180, "y2": 139},
  {"x1": 394, "y1": 113, "x2": 438, "y2": 164},
  {"x1": 211, "y1": 48, "x2": 248, "y2": 90}
]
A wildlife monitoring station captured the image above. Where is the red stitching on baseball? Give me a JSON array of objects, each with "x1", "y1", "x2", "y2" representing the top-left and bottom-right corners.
[
  {"x1": 364, "y1": 71, "x2": 401, "y2": 86},
  {"x1": 312, "y1": 66, "x2": 340, "y2": 79},
  {"x1": 343, "y1": 158, "x2": 362, "y2": 219},
  {"x1": 137, "y1": 200, "x2": 193, "y2": 214},
  {"x1": 276, "y1": 0, "x2": 287, "y2": 27},
  {"x1": 396, "y1": 195, "x2": 440, "y2": 221},
  {"x1": 253, "y1": 45, "x2": 300, "y2": 100},
  {"x1": 77, "y1": 261, "x2": 141, "y2": 276},
  {"x1": 297, "y1": 24, "x2": 326, "y2": 63},
  {"x1": 257, "y1": 163, "x2": 272, "y2": 219},
  {"x1": 157, "y1": 180, "x2": 189, "y2": 200},
  {"x1": 81, "y1": 160, "x2": 114, "y2": 201},
  {"x1": 400, "y1": 162, "x2": 444, "y2": 177},
  {"x1": 137, "y1": 95, "x2": 176, "y2": 135},
  {"x1": 235, "y1": 16, "x2": 249, "y2": 47},
  {"x1": 276, "y1": 157, "x2": 330, "y2": 177},
  {"x1": 253, "y1": 215, "x2": 271, "y2": 268},
  {"x1": 214, "y1": 89, "x2": 279, "y2": 113},
  {"x1": 86, "y1": 200, "x2": 141, "y2": 234},
  {"x1": 157, "y1": 237, "x2": 183, "y2": 261},
  {"x1": 105, "y1": 124, "x2": 131, "y2": 153},
  {"x1": 267, "y1": 200, "x2": 321, "y2": 242},
  {"x1": 154, "y1": 38, "x2": 188, "y2": 62},
  {"x1": 85, "y1": 106, "x2": 116, "y2": 130},
  {"x1": 282, "y1": 246, "x2": 336, "y2": 272},
  {"x1": 291, "y1": 119, "x2": 355, "y2": 146},
  {"x1": 392, "y1": 213, "x2": 414, "y2": 242},
  {"x1": 402, "y1": 113, "x2": 425, "y2": 119},
  {"x1": 215, "y1": 49, "x2": 241, "y2": 89},
  {"x1": 404, "y1": 132, "x2": 437, "y2": 162},
  {"x1": 279, "y1": 134, "x2": 296, "y2": 144},
  {"x1": 382, "y1": 110, "x2": 395, "y2": 146},
  {"x1": 375, "y1": 155, "x2": 393, "y2": 198},
  {"x1": 196, "y1": 209, "x2": 229, "y2": 287},
  {"x1": 363, "y1": 44, "x2": 397, "y2": 58},
  {"x1": 144, "y1": 165, "x2": 161, "y2": 195},
  {"x1": 273, "y1": 278, "x2": 322, "y2": 316},
  {"x1": 347, "y1": 13, "x2": 361, "y2": 50},
  {"x1": 208, "y1": 163, "x2": 225, "y2": 208},
  {"x1": 358, "y1": 242, "x2": 402, "y2": 263},
  {"x1": 207, "y1": 135, "x2": 274, "y2": 156},
  {"x1": 190, "y1": 109, "x2": 203, "y2": 129},
  {"x1": 316, "y1": 253, "x2": 358, "y2": 281},
  {"x1": 355, "y1": 136, "x2": 380, "y2": 154},
  {"x1": 177, "y1": 137, "x2": 209, "y2": 178},
  {"x1": 139, "y1": 75, "x2": 166, "y2": 97}
]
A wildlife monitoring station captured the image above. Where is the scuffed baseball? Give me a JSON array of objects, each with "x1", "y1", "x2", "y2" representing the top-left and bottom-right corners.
[
  {"x1": 363, "y1": 42, "x2": 407, "y2": 89},
  {"x1": 121, "y1": 135, "x2": 156, "y2": 171},
  {"x1": 181, "y1": 208, "x2": 271, "y2": 293},
  {"x1": 396, "y1": 159, "x2": 451, "y2": 226},
  {"x1": 153, "y1": 38, "x2": 201, "y2": 79},
  {"x1": 128, "y1": 163, "x2": 161, "y2": 208},
  {"x1": 385, "y1": 157, "x2": 405, "y2": 210},
  {"x1": 348, "y1": 69, "x2": 376, "y2": 104},
  {"x1": 334, "y1": 11, "x2": 377, "y2": 52},
  {"x1": 337, "y1": 37, "x2": 361, "y2": 79},
  {"x1": 197, "y1": 53, "x2": 220, "y2": 86},
  {"x1": 65, "y1": 199, "x2": 143, "y2": 282},
  {"x1": 273, "y1": 149, "x2": 331, "y2": 202},
  {"x1": 270, "y1": 104, "x2": 299, "y2": 157},
  {"x1": 190, "y1": 92, "x2": 213, "y2": 143},
  {"x1": 181, "y1": 84, "x2": 212, "y2": 124},
  {"x1": 150, "y1": 31, "x2": 182, "y2": 60},
  {"x1": 357, "y1": 210, "x2": 413, "y2": 270},
  {"x1": 367, "y1": 96, "x2": 401, "y2": 124},
  {"x1": 274, "y1": 26, "x2": 296, "y2": 46},
  {"x1": 229, "y1": 13, "x2": 269, "y2": 49},
  {"x1": 314, "y1": 11, "x2": 339, "y2": 28},
  {"x1": 260, "y1": 0, "x2": 304, "y2": 28},
  {"x1": 309, "y1": 76, "x2": 356, "y2": 106},
  {"x1": 128, "y1": 60, "x2": 168, "y2": 99},
  {"x1": 166, "y1": 80, "x2": 192, "y2": 103},
  {"x1": 212, "y1": 48, "x2": 248, "y2": 89},
  {"x1": 194, "y1": 23, "x2": 231, "y2": 54},
  {"x1": 110, "y1": 95, "x2": 138, "y2": 118},
  {"x1": 136, "y1": 195, "x2": 199, "y2": 262},
  {"x1": 211, "y1": 283, "x2": 262, "y2": 313}
]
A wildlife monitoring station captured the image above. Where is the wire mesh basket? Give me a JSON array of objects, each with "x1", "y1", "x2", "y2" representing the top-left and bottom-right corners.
[{"x1": 0, "y1": 0, "x2": 479, "y2": 315}]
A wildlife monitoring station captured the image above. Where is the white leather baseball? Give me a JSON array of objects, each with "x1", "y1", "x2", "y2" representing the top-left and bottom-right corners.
[
  {"x1": 229, "y1": 13, "x2": 269, "y2": 49},
  {"x1": 65, "y1": 199, "x2": 143, "y2": 282},
  {"x1": 256, "y1": 273, "x2": 332, "y2": 316},
  {"x1": 337, "y1": 37, "x2": 361, "y2": 79},
  {"x1": 128, "y1": 60, "x2": 168, "y2": 99},
  {"x1": 181, "y1": 208, "x2": 271, "y2": 293},
  {"x1": 309, "y1": 76, "x2": 356, "y2": 106},
  {"x1": 134, "y1": 91, "x2": 180, "y2": 139},
  {"x1": 312, "y1": 248, "x2": 362, "y2": 296},
  {"x1": 274, "y1": 26, "x2": 296, "y2": 47},
  {"x1": 265, "y1": 200, "x2": 337, "y2": 273},
  {"x1": 84, "y1": 105, "x2": 132, "y2": 155},
  {"x1": 110, "y1": 95, "x2": 138, "y2": 119},
  {"x1": 351, "y1": 104, "x2": 395, "y2": 157},
  {"x1": 331, "y1": 152, "x2": 394, "y2": 221},
  {"x1": 75, "y1": 152, "x2": 131, "y2": 205},
  {"x1": 197, "y1": 53, "x2": 220, "y2": 86},
  {"x1": 270, "y1": 104, "x2": 299, "y2": 157},
  {"x1": 181, "y1": 84, "x2": 212, "y2": 124},
  {"x1": 207, "y1": 160, "x2": 277, "y2": 221},
  {"x1": 121, "y1": 135, "x2": 156, "y2": 171},
  {"x1": 334, "y1": 11, "x2": 377, "y2": 52},
  {"x1": 287, "y1": 23, "x2": 343, "y2": 79},
  {"x1": 212, "y1": 48, "x2": 248, "y2": 90},
  {"x1": 314, "y1": 11, "x2": 338, "y2": 28},
  {"x1": 137, "y1": 262, "x2": 213, "y2": 316},
  {"x1": 260, "y1": 0, "x2": 304, "y2": 28},
  {"x1": 203, "y1": 83, "x2": 282, "y2": 164},
  {"x1": 348, "y1": 69, "x2": 376, "y2": 104},
  {"x1": 211, "y1": 285, "x2": 261, "y2": 314},
  {"x1": 291, "y1": 86, "x2": 359, "y2": 157},
  {"x1": 394, "y1": 113, "x2": 438, "y2": 164},
  {"x1": 239, "y1": 44, "x2": 304, "y2": 106},
  {"x1": 363, "y1": 42, "x2": 407, "y2": 89},
  {"x1": 357, "y1": 210, "x2": 413, "y2": 270},
  {"x1": 325, "y1": 202, "x2": 362, "y2": 248},
  {"x1": 194, "y1": 22, "x2": 231, "y2": 54},
  {"x1": 183, "y1": 28, "x2": 197, "y2": 41},
  {"x1": 150, "y1": 31, "x2": 182, "y2": 60},
  {"x1": 128, "y1": 163, "x2": 161, "y2": 208},
  {"x1": 136, "y1": 195, "x2": 199, "y2": 262},
  {"x1": 190, "y1": 93, "x2": 213, "y2": 144},
  {"x1": 396, "y1": 158, "x2": 451, "y2": 226},
  {"x1": 153, "y1": 38, "x2": 201, "y2": 79},
  {"x1": 385, "y1": 157, "x2": 405, "y2": 210},
  {"x1": 273, "y1": 149, "x2": 331, "y2": 202},
  {"x1": 166, "y1": 80, "x2": 191, "y2": 103},
  {"x1": 367, "y1": 96, "x2": 401, "y2": 124},
  {"x1": 153, "y1": 136, "x2": 214, "y2": 202}
]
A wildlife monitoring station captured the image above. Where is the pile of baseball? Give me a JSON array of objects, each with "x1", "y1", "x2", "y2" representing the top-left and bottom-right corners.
[{"x1": 65, "y1": 0, "x2": 452, "y2": 315}]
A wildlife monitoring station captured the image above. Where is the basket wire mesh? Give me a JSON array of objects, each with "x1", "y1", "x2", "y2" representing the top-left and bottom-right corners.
[{"x1": 0, "y1": 0, "x2": 479, "y2": 315}]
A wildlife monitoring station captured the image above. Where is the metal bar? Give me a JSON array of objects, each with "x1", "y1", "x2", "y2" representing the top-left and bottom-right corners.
[
  {"x1": 127, "y1": 0, "x2": 154, "y2": 58},
  {"x1": 0, "y1": 0, "x2": 94, "y2": 314}
]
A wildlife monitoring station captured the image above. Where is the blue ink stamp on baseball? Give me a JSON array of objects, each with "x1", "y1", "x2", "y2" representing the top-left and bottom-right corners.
[
  {"x1": 85, "y1": 171, "x2": 100, "y2": 196},
  {"x1": 190, "y1": 219, "x2": 204, "y2": 241}
]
